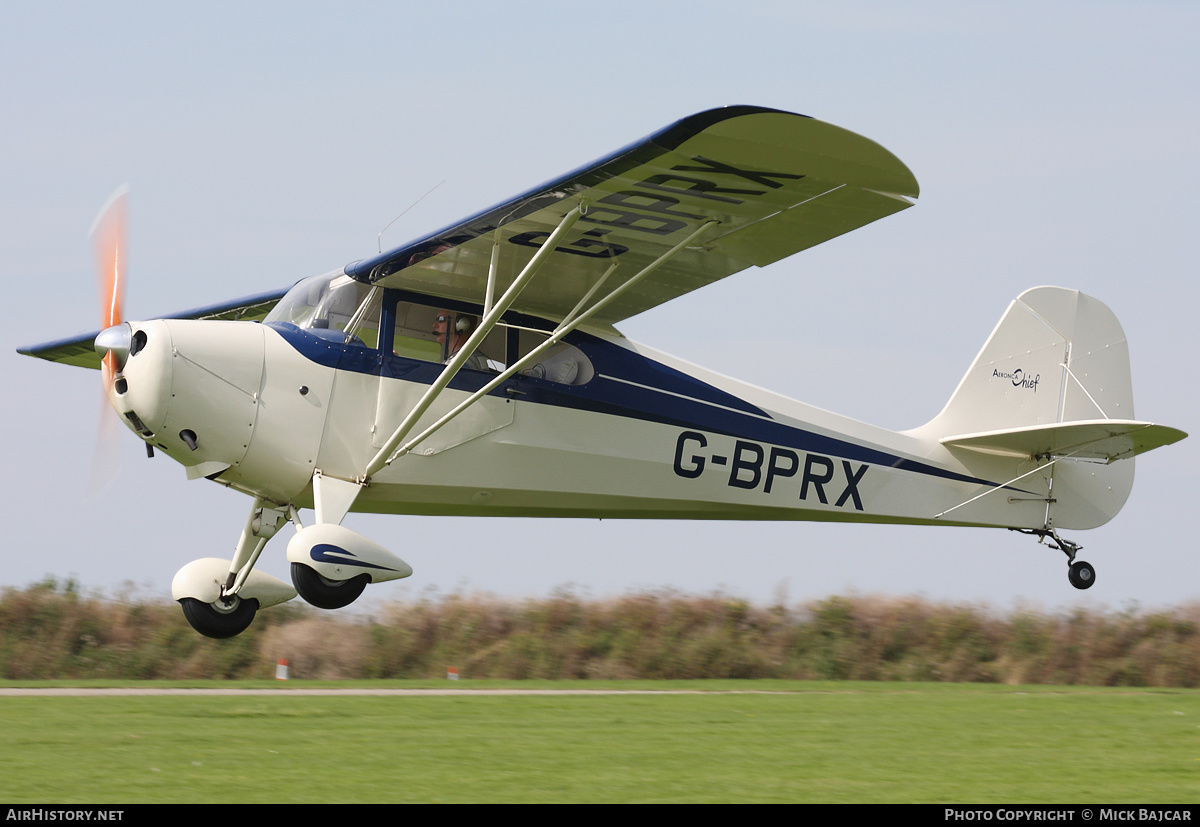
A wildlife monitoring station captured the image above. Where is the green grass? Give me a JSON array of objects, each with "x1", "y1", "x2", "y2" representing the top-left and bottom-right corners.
[{"x1": 1, "y1": 681, "x2": 1198, "y2": 803}]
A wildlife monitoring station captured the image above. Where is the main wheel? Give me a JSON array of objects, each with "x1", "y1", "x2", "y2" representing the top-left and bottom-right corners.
[
  {"x1": 1068, "y1": 560, "x2": 1096, "y2": 590},
  {"x1": 291, "y1": 563, "x2": 369, "y2": 609},
  {"x1": 179, "y1": 595, "x2": 259, "y2": 638}
]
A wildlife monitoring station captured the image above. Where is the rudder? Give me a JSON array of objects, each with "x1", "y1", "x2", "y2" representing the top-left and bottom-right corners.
[
  {"x1": 922, "y1": 286, "x2": 1134, "y2": 438},
  {"x1": 913, "y1": 287, "x2": 1140, "y2": 530}
]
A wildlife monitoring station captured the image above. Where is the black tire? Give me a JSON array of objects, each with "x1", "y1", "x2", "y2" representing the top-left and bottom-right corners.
[
  {"x1": 179, "y1": 595, "x2": 258, "y2": 638},
  {"x1": 291, "y1": 563, "x2": 369, "y2": 610},
  {"x1": 1068, "y1": 560, "x2": 1096, "y2": 590}
]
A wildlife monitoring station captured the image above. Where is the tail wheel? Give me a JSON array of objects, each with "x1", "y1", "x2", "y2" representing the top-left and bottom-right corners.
[
  {"x1": 1068, "y1": 560, "x2": 1096, "y2": 590},
  {"x1": 179, "y1": 595, "x2": 259, "y2": 638},
  {"x1": 291, "y1": 563, "x2": 369, "y2": 610}
]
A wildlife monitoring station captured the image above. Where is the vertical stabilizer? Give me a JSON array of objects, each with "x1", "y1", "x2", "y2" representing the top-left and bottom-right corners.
[
  {"x1": 912, "y1": 287, "x2": 1139, "y2": 530},
  {"x1": 921, "y1": 286, "x2": 1133, "y2": 438}
]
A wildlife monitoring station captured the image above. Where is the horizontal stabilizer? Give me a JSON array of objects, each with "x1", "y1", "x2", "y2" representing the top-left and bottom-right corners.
[{"x1": 941, "y1": 419, "x2": 1187, "y2": 462}]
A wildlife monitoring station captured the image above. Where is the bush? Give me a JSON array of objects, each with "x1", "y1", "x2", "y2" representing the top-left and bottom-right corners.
[{"x1": 2, "y1": 581, "x2": 1199, "y2": 686}]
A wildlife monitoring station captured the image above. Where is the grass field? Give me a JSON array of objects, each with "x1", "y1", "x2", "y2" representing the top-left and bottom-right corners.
[{"x1": 1, "y1": 680, "x2": 1198, "y2": 803}]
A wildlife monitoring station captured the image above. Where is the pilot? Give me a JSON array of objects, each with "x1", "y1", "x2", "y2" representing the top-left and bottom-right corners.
[{"x1": 433, "y1": 311, "x2": 489, "y2": 371}]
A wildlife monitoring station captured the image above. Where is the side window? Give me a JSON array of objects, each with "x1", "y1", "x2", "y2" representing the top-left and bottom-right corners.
[
  {"x1": 514, "y1": 329, "x2": 594, "y2": 385},
  {"x1": 389, "y1": 300, "x2": 506, "y2": 372},
  {"x1": 390, "y1": 302, "x2": 443, "y2": 362},
  {"x1": 379, "y1": 294, "x2": 590, "y2": 382}
]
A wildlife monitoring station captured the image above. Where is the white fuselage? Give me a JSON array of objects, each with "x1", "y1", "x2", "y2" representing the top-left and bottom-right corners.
[{"x1": 106, "y1": 315, "x2": 1122, "y2": 532}]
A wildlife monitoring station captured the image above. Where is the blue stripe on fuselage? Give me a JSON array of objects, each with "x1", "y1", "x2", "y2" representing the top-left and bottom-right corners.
[{"x1": 266, "y1": 321, "x2": 1031, "y2": 495}]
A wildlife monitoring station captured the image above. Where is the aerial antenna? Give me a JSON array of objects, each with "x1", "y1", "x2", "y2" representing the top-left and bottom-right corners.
[{"x1": 378, "y1": 180, "x2": 446, "y2": 254}]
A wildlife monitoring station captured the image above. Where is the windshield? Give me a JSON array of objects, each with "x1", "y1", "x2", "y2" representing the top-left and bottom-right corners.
[{"x1": 265, "y1": 271, "x2": 381, "y2": 347}]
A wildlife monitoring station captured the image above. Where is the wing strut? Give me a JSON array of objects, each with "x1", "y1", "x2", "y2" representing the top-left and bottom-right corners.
[
  {"x1": 363, "y1": 206, "x2": 583, "y2": 479},
  {"x1": 485, "y1": 233, "x2": 501, "y2": 314},
  {"x1": 371, "y1": 218, "x2": 721, "y2": 473}
]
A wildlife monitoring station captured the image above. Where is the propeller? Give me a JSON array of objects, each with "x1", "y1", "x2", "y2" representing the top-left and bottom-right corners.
[
  {"x1": 91, "y1": 184, "x2": 129, "y2": 390},
  {"x1": 86, "y1": 185, "x2": 131, "y2": 500}
]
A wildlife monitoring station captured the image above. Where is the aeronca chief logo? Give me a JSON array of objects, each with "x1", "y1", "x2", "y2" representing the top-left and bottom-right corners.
[{"x1": 992, "y1": 368, "x2": 1041, "y2": 393}]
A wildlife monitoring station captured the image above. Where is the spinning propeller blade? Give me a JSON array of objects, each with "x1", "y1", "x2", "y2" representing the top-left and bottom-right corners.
[
  {"x1": 91, "y1": 185, "x2": 129, "y2": 390},
  {"x1": 87, "y1": 185, "x2": 131, "y2": 500}
]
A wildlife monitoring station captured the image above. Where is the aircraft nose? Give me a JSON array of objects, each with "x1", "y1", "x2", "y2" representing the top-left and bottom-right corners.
[
  {"x1": 95, "y1": 323, "x2": 133, "y2": 371},
  {"x1": 105, "y1": 320, "x2": 172, "y2": 439}
]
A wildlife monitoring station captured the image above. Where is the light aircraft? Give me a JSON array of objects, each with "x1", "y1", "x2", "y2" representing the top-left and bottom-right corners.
[{"x1": 19, "y1": 106, "x2": 1187, "y2": 638}]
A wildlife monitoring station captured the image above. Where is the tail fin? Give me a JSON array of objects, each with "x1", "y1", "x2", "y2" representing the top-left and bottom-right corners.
[
  {"x1": 925, "y1": 286, "x2": 1133, "y2": 435},
  {"x1": 913, "y1": 286, "x2": 1185, "y2": 529}
]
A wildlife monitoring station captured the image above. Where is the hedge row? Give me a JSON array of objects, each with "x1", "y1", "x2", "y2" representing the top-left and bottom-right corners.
[{"x1": 2, "y1": 579, "x2": 1197, "y2": 685}]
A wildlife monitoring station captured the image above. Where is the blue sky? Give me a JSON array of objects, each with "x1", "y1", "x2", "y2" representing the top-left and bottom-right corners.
[{"x1": 3, "y1": 2, "x2": 1196, "y2": 614}]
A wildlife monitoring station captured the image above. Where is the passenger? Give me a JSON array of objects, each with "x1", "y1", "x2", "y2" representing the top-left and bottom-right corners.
[
  {"x1": 523, "y1": 350, "x2": 580, "y2": 384},
  {"x1": 433, "y1": 312, "x2": 489, "y2": 371}
]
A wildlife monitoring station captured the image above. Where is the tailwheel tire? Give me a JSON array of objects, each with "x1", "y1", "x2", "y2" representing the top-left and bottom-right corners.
[
  {"x1": 180, "y1": 595, "x2": 259, "y2": 638},
  {"x1": 1068, "y1": 560, "x2": 1097, "y2": 590},
  {"x1": 291, "y1": 563, "x2": 369, "y2": 610}
]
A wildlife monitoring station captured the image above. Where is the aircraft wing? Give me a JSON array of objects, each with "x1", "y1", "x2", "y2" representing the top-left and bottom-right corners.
[
  {"x1": 21, "y1": 106, "x2": 918, "y2": 368},
  {"x1": 17, "y1": 288, "x2": 287, "y2": 369},
  {"x1": 345, "y1": 105, "x2": 919, "y2": 327}
]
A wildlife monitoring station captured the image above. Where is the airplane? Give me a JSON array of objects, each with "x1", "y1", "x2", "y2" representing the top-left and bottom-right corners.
[{"x1": 18, "y1": 105, "x2": 1187, "y2": 638}]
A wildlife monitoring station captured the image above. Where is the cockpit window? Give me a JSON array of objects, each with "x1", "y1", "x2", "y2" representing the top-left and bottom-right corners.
[
  {"x1": 265, "y1": 271, "x2": 381, "y2": 348},
  {"x1": 391, "y1": 301, "x2": 505, "y2": 371},
  {"x1": 267, "y1": 277, "x2": 592, "y2": 384}
]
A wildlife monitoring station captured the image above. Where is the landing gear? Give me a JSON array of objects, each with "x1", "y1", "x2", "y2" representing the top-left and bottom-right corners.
[
  {"x1": 1013, "y1": 525, "x2": 1097, "y2": 590},
  {"x1": 180, "y1": 595, "x2": 259, "y2": 638},
  {"x1": 1068, "y1": 560, "x2": 1096, "y2": 590},
  {"x1": 171, "y1": 497, "x2": 412, "y2": 637},
  {"x1": 171, "y1": 498, "x2": 298, "y2": 639},
  {"x1": 285, "y1": 522, "x2": 413, "y2": 608},
  {"x1": 291, "y1": 563, "x2": 369, "y2": 609}
]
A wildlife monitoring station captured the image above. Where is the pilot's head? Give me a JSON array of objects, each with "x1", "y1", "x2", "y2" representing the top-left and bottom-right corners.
[{"x1": 434, "y1": 312, "x2": 476, "y2": 347}]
